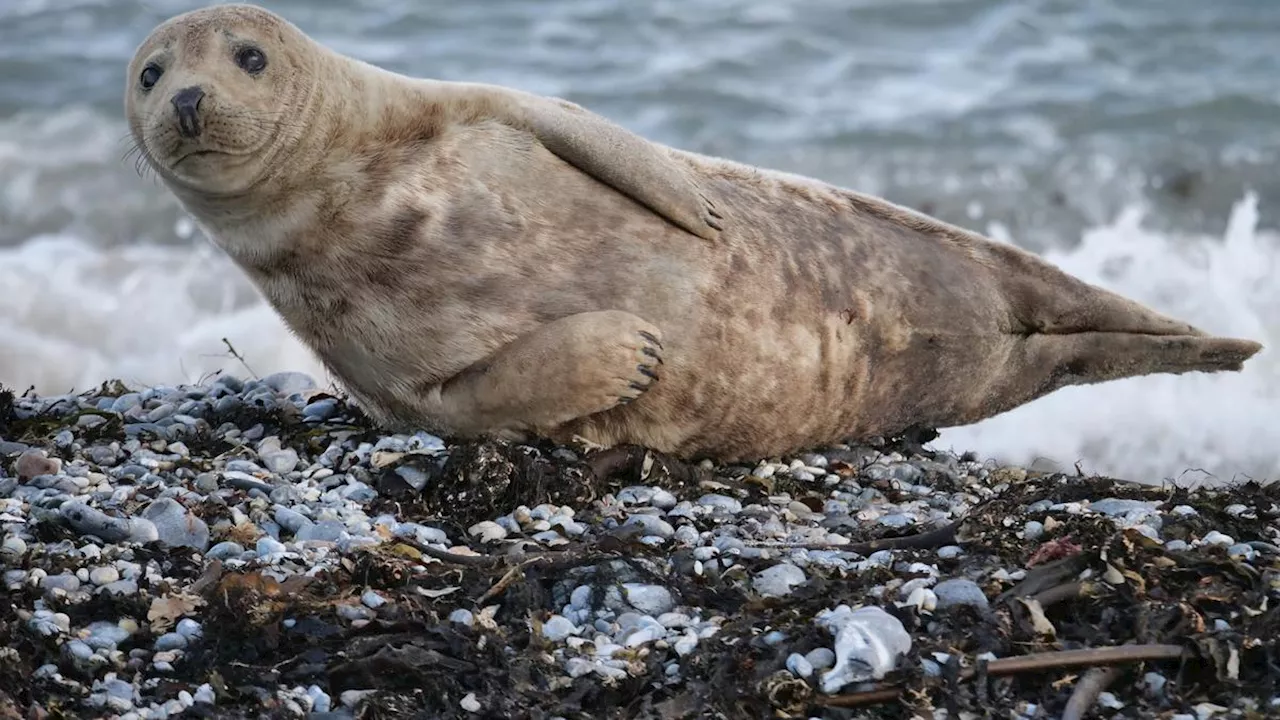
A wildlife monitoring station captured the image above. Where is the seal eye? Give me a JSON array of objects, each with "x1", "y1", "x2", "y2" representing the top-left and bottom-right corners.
[
  {"x1": 139, "y1": 64, "x2": 163, "y2": 91},
  {"x1": 236, "y1": 47, "x2": 267, "y2": 75}
]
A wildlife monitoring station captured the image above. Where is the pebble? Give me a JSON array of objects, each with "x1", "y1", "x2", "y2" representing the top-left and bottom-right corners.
[
  {"x1": 1, "y1": 376, "x2": 1269, "y2": 717},
  {"x1": 752, "y1": 563, "x2": 807, "y2": 597},
  {"x1": 933, "y1": 578, "x2": 989, "y2": 611},
  {"x1": 541, "y1": 615, "x2": 578, "y2": 642},
  {"x1": 140, "y1": 498, "x2": 209, "y2": 551},
  {"x1": 88, "y1": 566, "x2": 119, "y2": 586}
]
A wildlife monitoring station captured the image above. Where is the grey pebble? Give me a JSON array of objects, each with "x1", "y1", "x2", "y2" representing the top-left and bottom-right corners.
[
  {"x1": 805, "y1": 647, "x2": 836, "y2": 670},
  {"x1": 84, "y1": 621, "x2": 131, "y2": 649},
  {"x1": 303, "y1": 398, "x2": 338, "y2": 421},
  {"x1": 274, "y1": 507, "x2": 313, "y2": 534},
  {"x1": 933, "y1": 578, "x2": 989, "y2": 611},
  {"x1": 140, "y1": 498, "x2": 209, "y2": 551},
  {"x1": 155, "y1": 632, "x2": 188, "y2": 651},
  {"x1": 256, "y1": 537, "x2": 287, "y2": 556},
  {"x1": 261, "y1": 448, "x2": 299, "y2": 475},
  {"x1": 42, "y1": 572, "x2": 81, "y2": 593},
  {"x1": 541, "y1": 615, "x2": 578, "y2": 642},
  {"x1": 623, "y1": 514, "x2": 675, "y2": 540},
  {"x1": 88, "y1": 566, "x2": 119, "y2": 586},
  {"x1": 698, "y1": 494, "x2": 742, "y2": 513},
  {"x1": 753, "y1": 563, "x2": 807, "y2": 598},
  {"x1": 297, "y1": 520, "x2": 346, "y2": 542},
  {"x1": 206, "y1": 541, "x2": 244, "y2": 560},
  {"x1": 1023, "y1": 521, "x2": 1044, "y2": 540},
  {"x1": 176, "y1": 618, "x2": 203, "y2": 640}
]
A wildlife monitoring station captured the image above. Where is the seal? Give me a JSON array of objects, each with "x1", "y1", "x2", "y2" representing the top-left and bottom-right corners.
[{"x1": 125, "y1": 4, "x2": 1264, "y2": 462}]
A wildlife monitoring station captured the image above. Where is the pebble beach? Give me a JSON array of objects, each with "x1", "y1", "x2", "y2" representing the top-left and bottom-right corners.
[{"x1": 0, "y1": 372, "x2": 1276, "y2": 719}]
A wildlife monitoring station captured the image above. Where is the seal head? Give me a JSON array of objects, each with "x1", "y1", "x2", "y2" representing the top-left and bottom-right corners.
[{"x1": 124, "y1": 4, "x2": 317, "y2": 196}]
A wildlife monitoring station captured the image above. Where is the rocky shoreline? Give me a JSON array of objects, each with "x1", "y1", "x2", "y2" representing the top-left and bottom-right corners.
[{"x1": 0, "y1": 372, "x2": 1276, "y2": 719}]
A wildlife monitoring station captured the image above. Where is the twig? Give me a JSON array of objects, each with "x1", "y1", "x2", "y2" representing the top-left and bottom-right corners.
[
  {"x1": 476, "y1": 558, "x2": 542, "y2": 605},
  {"x1": 394, "y1": 537, "x2": 501, "y2": 568},
  {"x1": 820, "y1": 644, "x2": 1188, "y2": 708},
  {"x1": 221, "y1": 337, "x2": 259, "y2": 380},
  {"x1": 1062, "y1": 666, "x2": 1125, "y2": 720},
  {"x1": 1033, "y1": 581, "x2": 1089, "y2": 608},
  {"x1": 846, "y1": 519, "x2": 963, "y2": 556}
]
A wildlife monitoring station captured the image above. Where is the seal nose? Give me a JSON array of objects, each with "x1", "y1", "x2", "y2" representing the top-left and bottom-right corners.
[{"x1": 171, "y1": 86, "x2": 205, "y2": 138}]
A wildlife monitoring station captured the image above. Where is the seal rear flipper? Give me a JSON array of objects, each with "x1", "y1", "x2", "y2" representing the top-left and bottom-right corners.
[{"x1": 973, "y1": 332, "x2": 1264, "y2": 424}]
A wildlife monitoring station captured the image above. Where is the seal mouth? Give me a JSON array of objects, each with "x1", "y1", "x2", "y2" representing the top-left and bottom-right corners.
[{"x1": 174, "y1": 149, "x2": 228, "y2": 166}]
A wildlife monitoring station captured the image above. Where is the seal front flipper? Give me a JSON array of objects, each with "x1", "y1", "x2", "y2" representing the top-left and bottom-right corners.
[
  {"x1": 420, "y1": 310, "x2": 666, "y2": 438},
  {"x1": 443, "y1": 82, "x2": 724, "y2": 241}
]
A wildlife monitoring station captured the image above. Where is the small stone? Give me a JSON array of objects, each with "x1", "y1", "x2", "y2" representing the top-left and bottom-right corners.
[
  {"x1": 206, "y1": 541, "x2": 244, "y2": 560},
  {"x1": 274, "y1": 507, "x2": 312, "y2": 534},
  {"x1": 261, "y1": 448, "x2": 299, "y2": 475},
  {"x1": 42, "y1": 572, "x2": 81, "y2": 593},
  {"x1": 262, "y1": 371, "x2": 316, "y2": 395},
  {"x1": 306, "y1": 685, "x2": 332, "y2": 713},
  {"x1": 256, "y1": 537, "x2": 287, "y2": 556},
  {"x1": 541, "y1": 615, "x2": 578, "y2": 642},
  {"x1": 786, "y1": 652, "x2": 814, "y2": 678},
  {"x1": 0, "y1": 536, "x2": 26, "y2": 560},
  {"x1": 155, "y1": 632, "x2": 188, "y2": 651},
  {"x1": 448, "y1": 609, "x2": 474, "y2": 626},
  {"x1": 623, "y1": 514, "x2": 675, "y2": 539},
  {"x1": 936, "y1": 545, "x2": 963, "y2": 559},
  {"x1": 468, "y1": 521, "x2": 507, "y2": 543},
  {"x1": 805, "y1": 647, "x2": 836, "y2": 670},
  {"x1": 361, "y1": 590, "x2": 387, "y2": 609},
  {"x1": 15, "y1": 449, "x2": 61, "y2": 480},
  {"x1": 1022, "y1": 521, "x2": 1044, "y2": 540},
  {"x1": 89, "y1": 566, "x2": 120, "y2": 586},
  {"x1": 620, "y1": 584, "x2": 675, "y2": 615},
  {"x1": 933, "y1": 578, "x2": 989, "y2": 611},
  {"x1": 1202, "y1": 531, "x2": 1234, "y2": 546},
  {"x1": 302, "y1": 398, "x2": 338, "y2": 421},
  {"x1": 177, "y1": 619, "x2": 203, "y2": 640},
  {"x1": 697, "y1": 494, "x2": 742, "y2": 513},
  {"x1": 296, "y1": 520, "x2": 345, "y2": 542},
  {"x1": 193, "y1": 683, "x2": 215, "y2": 705},
  {"x1": 140, "y1": 498, "x2": 209, "y2": 551},
  {"x1": 878, "y1": 514, "x2": 914, "y2": 529},
  {"x1": 753, "y1": 563, "x2": 807, "y2": 598}
]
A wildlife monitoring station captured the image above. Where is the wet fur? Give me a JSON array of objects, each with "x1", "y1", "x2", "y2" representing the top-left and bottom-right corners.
[{"x1": 126, "y1": 5, "x2": 1264, "y2": 462}]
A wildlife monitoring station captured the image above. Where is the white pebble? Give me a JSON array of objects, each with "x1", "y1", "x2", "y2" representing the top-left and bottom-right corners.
[
  {"x1": 460, "y1": 693, "x2": 481, "y2": 713},
  {"x1": 540, "y1": 615, "x2": 578, "y2": 642},
  {"x1": 1202, "y1": 531, "x2": 1234, "y2": 546}
]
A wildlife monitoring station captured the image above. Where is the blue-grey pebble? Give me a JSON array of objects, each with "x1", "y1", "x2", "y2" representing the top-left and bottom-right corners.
[
  {"x1": 274, "y1": 507, "x2": 313, "y2": 535},
  {"x1": 206, "y1": 541, "x2": 244, "y2": 561},
  {"x1": 263, "y1": 371, "x2": 316, "y2": 395},
  {"x1": 297, "y1": 520, "x2": 345, "y2": 542},
  {"x1": 60, "y1": 501, "x2": 132, "y2": 542},
  {"x1": 256, "y1": 537, "x2": 287, "y2": 556},
  {"x1": 261, "y1": 448, "x2": 299, "y2": 475},
  {"x1": 155, "y1": 632, "x2": 188, "y2": 651},
  {"x1": 933, "y1": 578, "x2": 989, "y2": 611},
  {"x1": 84, "y1": 621, "x2": 131, "y2": 650},
  {"x1": 176, "y1": 618, "x2": 203, "y2": 640},
  {"x1": 140, "y1": 498, "x2": 209, "y2": 552},
  {"x1": 302, "y1": 398, "x2": 338, "y2": 421}
]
